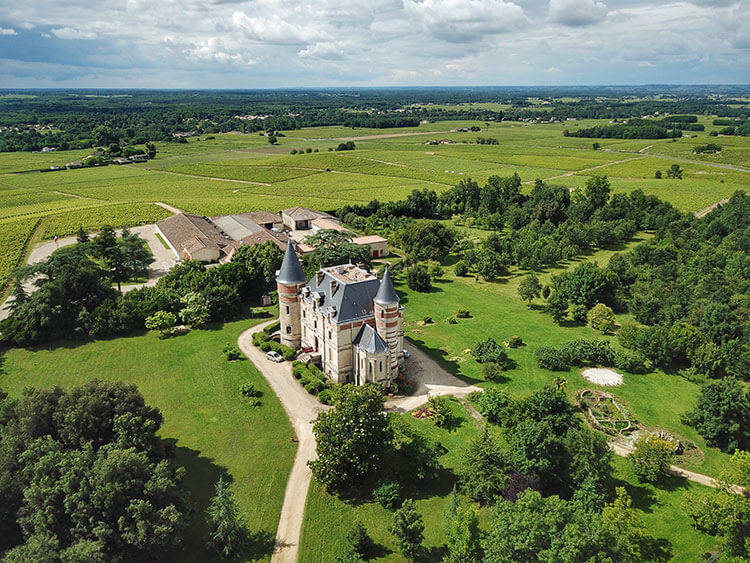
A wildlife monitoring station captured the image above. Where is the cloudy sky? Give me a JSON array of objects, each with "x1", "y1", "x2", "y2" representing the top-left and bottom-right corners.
[{"x1": 0, "y1": 0, "x2": 747, "y2": 87}]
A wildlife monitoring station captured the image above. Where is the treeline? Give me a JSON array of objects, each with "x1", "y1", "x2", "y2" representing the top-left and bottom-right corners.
[
  {"x1": 564, "y1": 119, "x2": 683, "y2": 139},
  {"x1": 0, "y1": 238, "x2": 284, "y2": 347}
]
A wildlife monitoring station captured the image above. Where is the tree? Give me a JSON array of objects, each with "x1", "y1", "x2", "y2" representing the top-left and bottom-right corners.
[
  {"x1": 587, "y1": 303, "x2": 616, "y2": 333},
  {"x1": 458, "y1": 429, "x2": 507, "y2": 504},
  {"x1": 93, "y1": 225, "x2": 118, "y2": 261},
  {"x1": 654, "y1": 169, "x2": 662, "y2": 179},
  {"x1": 389, "y1": 499, "x2": 424, "y2": 561},
  {"x1": 145, "y1": 142, "x2": 157, "y2": 159},
  {"x1": 629, "y1": 434, "x2": 674, "y2": 483},
  {"x1": 517, "y1": 273, "x2": 542, "y2": 306},
  {"x1": 444, "y1": 502, "x2": 481, "y2": 563},
  {"x1": 601, "y1": 487, "x2": 656, "y2": 560},
  {"x1": 6, "y1": 279, "x2": 27, "y2": 313},
  {"x1": 454, "y1": 260, "x2": 469, "y2": 276},
  {"x1": 471, "y1": 337, "x2": 508, "y2": 366},
  {"x1": 666, "y1": 164, "x2": 683, "y2": 179},
  {"x1": 76, "y1": 226, "x2": 89, "y2": 243},
  {"x1": 206, "y1": 477, "x2": 250, "y2": 560},
  {"x1": 304, "y1": 230, "x2": 372, "y2": 273},
  {"x1": 406, "y1": 263, "x2": 432, "y2": 292},
  {"x1": 547, "y1": 291, "x2": 568, "y2": 324},
  {"x1": 145, "y1": 310, "x2": 177, "y2": 335},
  {"x1": 685, "y1": 377, "x2": 750, "y2": 453},
  {"x1": 346, "y1": 521, "x2": 371, "y2": 558},
  {"x1": 475, "y1": 248, "x2": 505, "y2": 280},
  {"x1": 267, "y1": 135, "x2": 278, "y2": 145},
  {"x1": 308, "y1": 383, "x2": 392, "y2": 491},
  {"x1": 179, "y1": 291, "x2": 211, "y2": 326},
  {"x1": 476, "y1": 389, "x2": 511, "y2": 424}
]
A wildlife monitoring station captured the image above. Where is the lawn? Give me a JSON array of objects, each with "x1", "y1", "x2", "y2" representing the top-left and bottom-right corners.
[
  {"x1": 299, "y1": 398, "x2": 717, "y2": 562},
  {"x1": 393, "y1": 239, "x2": 730, "y2": 478},
  {"x1": 0, "y1": 313, "x2": 296, "y2": 562}
]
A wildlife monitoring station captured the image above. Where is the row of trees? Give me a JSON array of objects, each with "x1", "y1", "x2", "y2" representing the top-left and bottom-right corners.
[{"x1": 1, "y1": 236, "x2": 285, "y2": 346}]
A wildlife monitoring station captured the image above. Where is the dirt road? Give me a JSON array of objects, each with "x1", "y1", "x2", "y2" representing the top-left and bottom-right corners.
[{"x1": 237, "y1": 322, "x2": 326, "y2": 563}]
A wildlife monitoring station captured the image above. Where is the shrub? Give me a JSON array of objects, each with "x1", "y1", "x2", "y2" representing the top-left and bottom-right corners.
[
  {"x1": 535, "y1": 346, "x2": 569, "y2": 371},
  {"x1": 614, "y1": 349, "x2": 649, "y2": 374},
  {"x1": 507, "y1": 335, "x2": 524, "y2": 348},
  {"x1": 407, "y1": 264, "x2": 432, "y2": 292},
  {"x1": 471, "y1": 338, "x2": 508, "y2": 365},
  {"x1": 476, "y1": 389, "x2": 511, "y2": 424},
  {"x1": 422, "y1": 316, "x2": 433, "y2": 324},
  {"x1": 629, "y1": 434, "x2": 674, "y2": 483},
  {"x1": 263, "y1": 321, "x2": 281, "y2": 335},
  {"x1": 425, "y1": 260, "x2": 444, "y2": 280},
  {"x1": 239, "y1": 383, "x2": 262, "y2": 398},
  {"x1": 318, "y1": 389, "x2": 333, "y2": 405},
  {"x1": 427, "y1": 396, "x2": 451, "y2": 427},
  {"x1": 448, "y1": 316, "x2": 457, "y2": 324},
  {"x1": 560, "y1": 339, "x2": 615, "y2": 367},
  {"x1": 223, "y1": 343, "x2": 241, "y2": 361},
  {"x1": 588, "y1": 303, "x2": 616, "y2": 333},
  {"x1": 454, "y1": 260, "x2": 469, "y2": 276},
  {"x1": 252, "y1": 331, "x2": 270, "y2": 346},
  {"x1": 481, "y1": 362, "x2": 504, "y2": 382},
  {"x1": 456, "y1": 309, "x2": 471, "y2": 318},
  {"x1": 347, "y1": 521, "x2": 371, "y2": 558},
  {"x1": 374, "y1": 481, "x2": 402, "y2": 510},
  {"x1": 570, "y1": 304, "x2": 588, "y2": 324},
  {"x1": 305, "y1": 379, "x2": 326, "y2": 395}
]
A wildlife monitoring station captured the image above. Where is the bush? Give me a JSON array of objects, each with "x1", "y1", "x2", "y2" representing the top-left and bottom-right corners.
[
  {"x1": 588, "y1": 303, "x2": 616, "y2": 333},
  {"x1": 373, "y1": 481, "x2": 402, "y2": 510},
  {"x1": 560, "y1": 339, "x2": 615, "y2": 367},
  {"x1": 614, "y1": 349, "x2": 649, "y2": 374},
  {"x1": 456, "y1": 309, "x2": 471, "y2": 318},
  {"x1": 481, "y1": 362, "x2": 504, "y2": 382},
  {"x1": 476, "y1": 389, "x2": 511, "y2": 424},
  {"x1": 427, "y1": 396, "x2": 451, "y2": 427},
  {"x1": 422, "y1": 316, "x2": 433, "y2": 324},
  {"x1": 305, "y1": 379, "x2": 326, "y2": 395},
  {"x1": 471, "y1": 338, "x2": 508, "y2": 365},
  {"x1": 535, "y1": 346, "x2": 569, "y2": 371},
  {"x1": 253, "y1": 331, "x2": 270, "y2": 346},
  {"x1": 263, "y1": 321, "x2": 281, "y2": 335},
  {"x1": 318, "y1": 389, "x2": 333, "y2": 405},
  {"x1": 454, "y1": 260, "x2": 469, "y2": 276},
  {"x1": 223, "y1": 343, "x2": 241, "y2": 361},
  {"x1": 570, "y1": 303, "x2": 588, "y2": 324},
  {"x1": 407, "y1": 264, "x2": 432, "y2": 292},
  {"x1": 629, "y1": 434, "x2": 674, "y2": 483},
  {"x1": 239, "y1": 382, "x2": 262, "y2": 398},
  {"x1": 507, "y1": 335, "x2": 524, "y2": 348},
  {"x1": 448, "y1": 316, "x2": 457, "y2": 324}
]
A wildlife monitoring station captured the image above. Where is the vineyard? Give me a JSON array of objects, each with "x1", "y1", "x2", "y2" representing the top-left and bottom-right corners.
[
  {"x1": 0, "y1": 217, "x2": 39, "y2": 290},
  {"x1": 0, "y1": 117, "x2": 748, "y2": 295}
]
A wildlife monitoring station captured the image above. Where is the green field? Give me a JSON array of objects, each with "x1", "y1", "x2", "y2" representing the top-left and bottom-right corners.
[
  {"x1": 0, "y1": 314, "x2": 295, "y2": 562},
  {"x1": 299, "y1": 399, "x2": 717, "y2": 562},
  {"x1": 1, "y1": 119, "x2": 747, "y2": 290}
]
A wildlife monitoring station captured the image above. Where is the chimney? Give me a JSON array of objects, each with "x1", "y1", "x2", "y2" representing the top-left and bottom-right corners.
[
  {"x1": 330, "y1": 280, "x2": 338, "y2": 296},
  {"x1": 316, "y1": 270, "x2": 325, "y2": 285}
]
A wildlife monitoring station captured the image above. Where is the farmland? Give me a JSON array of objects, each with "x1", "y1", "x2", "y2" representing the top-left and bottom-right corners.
[{"x1": 0, "y1": 116, "x2": 748, "y2": 289}]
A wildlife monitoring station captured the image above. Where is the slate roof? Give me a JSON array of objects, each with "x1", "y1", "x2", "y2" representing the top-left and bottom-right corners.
[
  {"x1": 303, "y1": 265, "x2": 380, "y2": 324},
  {"x1": 352, "y1": 324, "x2": 389, "y2": 354},
  {"x1": 282, "y1": 207, "x2": 324, "y2": 222},
  {"x1": 276, "y1": 241, "x2": 308, "y2": 285},
  {"x1": 373, "y1": 269, "x2": 399, "y2": 306}
]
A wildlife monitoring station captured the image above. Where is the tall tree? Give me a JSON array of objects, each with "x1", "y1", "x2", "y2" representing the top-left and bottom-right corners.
[
  {"x1": 389, "y1": 499, "x2": 424, "y2": 561},
  {"x1": 206, "y1": 477, "x2": 250, "y2": 560}
]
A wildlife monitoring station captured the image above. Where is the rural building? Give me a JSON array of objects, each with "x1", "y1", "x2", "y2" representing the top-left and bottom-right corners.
[
  {"x1": 156, "y1": 213, "x2": 233, "y2": 262},
  {"x1": 281, "y1": 207, "x2": 333, "y2": 230},
  {"x1": 277, "y1": 242, "x2": 404, "y2": 386},
  {"x1": 352, "y1": 235, "x2": 388, "y2": 258}
]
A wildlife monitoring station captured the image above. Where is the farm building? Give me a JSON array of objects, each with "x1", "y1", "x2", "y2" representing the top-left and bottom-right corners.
[
  {"x1": 281, "y1": 207, "x2": 335, "y2": 230},
  {"x1": 277, "y1": 242, "x2": 404, "y2": 386}
]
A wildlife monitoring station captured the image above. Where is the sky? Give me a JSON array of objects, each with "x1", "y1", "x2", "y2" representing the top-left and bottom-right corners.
[{"x1": 0, "y1": 0, "x2": 747, "y2": 88}]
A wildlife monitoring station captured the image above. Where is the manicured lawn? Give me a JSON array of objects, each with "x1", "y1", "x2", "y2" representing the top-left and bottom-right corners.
[
  {"x1": 0, "y1": 314, "x2": 295, "y2": 562},
  {"x1": 395, "y1": 246, "x2": 730, "y2": 478},
  {"x1": 299, "y1": 399, "x2": 717, "y2": 562}
]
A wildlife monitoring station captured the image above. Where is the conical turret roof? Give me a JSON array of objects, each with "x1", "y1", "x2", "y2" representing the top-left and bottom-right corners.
[
  {"x1": 373, "y1": 268, "x2": 399, "y2": 306},
  {"x1": 276, "y1": 241, "x2": 307, "y2": 285}
]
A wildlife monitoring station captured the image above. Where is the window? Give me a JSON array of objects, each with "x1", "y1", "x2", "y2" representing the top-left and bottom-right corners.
[
  {"x1": 285, "y1": 305, "x2": 289, "y2": 315},
  {"x1": 314, "y1": 320, "x2": 317, "y2": 329},
  {"x1": 379, "y1": 361, "x2": 382, "y2": 372},
  {"x1": 286, "y1": 326, "x2": 291, "y2": 334},
  {"x1": 303, "y1": 310, "x2": 306, "y2": 319},
  {"x1": 328, "y1": 331, "x2": 331, "y2": 340},
  {"x1": 380, "y1": 310, "x2": 384, "y2": 318}
]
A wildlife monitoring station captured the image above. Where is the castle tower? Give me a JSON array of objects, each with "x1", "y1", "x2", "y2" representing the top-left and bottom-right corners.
[
  {"x1": 276, "y1": 241, "x2": 307, "y2": 348},
  {"x1": 373, "y1": 269, "x2": 403, "y2": 381}
]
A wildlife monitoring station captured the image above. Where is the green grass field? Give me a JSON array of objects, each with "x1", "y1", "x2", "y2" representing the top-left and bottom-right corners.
[
  {"x1": 1, "y1": 119, "x2": 746, "y2": 289},
  {"x1": 0, "y1": 314, "x2": 295, "y2": 562},
  {"x1": 299, "y1": 399, "x2": 717, "y2": 562}
]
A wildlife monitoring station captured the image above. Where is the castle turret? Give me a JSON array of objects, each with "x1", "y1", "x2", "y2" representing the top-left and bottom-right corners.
[
  {"x1": 276, "y1": 241, "x2": 307, "y2": 348},
  {"x1": 373, "y1": 268, "x2": 403, "y2": 382}
]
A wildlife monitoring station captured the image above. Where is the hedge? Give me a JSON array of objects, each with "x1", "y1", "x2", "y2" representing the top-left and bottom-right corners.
[
  {"x1": 292, "y1": 361, "x2": 335, "y2": 403},
  {"x1": 253, "y1": 330, "x2": 296, "y2": 360}
]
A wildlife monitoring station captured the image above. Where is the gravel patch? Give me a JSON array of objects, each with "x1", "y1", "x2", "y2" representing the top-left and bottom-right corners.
[{"x1": 581, "y1": 367, "x2": 623, "y2": 386}]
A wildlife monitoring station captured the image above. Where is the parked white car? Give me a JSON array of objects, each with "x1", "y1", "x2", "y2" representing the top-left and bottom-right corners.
[{"x1": 266, "y1": 350, "x2": 284, "y2": 362}]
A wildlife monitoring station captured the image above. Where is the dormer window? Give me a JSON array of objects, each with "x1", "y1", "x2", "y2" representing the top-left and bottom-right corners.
[{"x1": 380, "y1": 310, "x2": 384, "y2": 318}]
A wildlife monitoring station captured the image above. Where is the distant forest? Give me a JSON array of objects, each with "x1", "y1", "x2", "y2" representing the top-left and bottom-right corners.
[{"x1": 0, "y1": 86, "x2": 748, "y2": 152}]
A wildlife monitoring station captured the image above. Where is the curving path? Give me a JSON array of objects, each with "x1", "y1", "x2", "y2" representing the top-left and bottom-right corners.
[
  {"x1": 237, "y1": 328, "x2": 478, "y2": 561},
  {"x1": 237, "y1": 322, "x2": 325, "y2": 563}
]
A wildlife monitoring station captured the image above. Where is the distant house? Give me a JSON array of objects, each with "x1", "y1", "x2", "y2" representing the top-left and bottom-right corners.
[
  {"x1": 129, "y1": 154, "x2": 148, "y2": 163},
  {"x1": 66, "y1": 161, "x2": 84, "y2": 169},
  {"x1": 352, "y1": 235, "x2": 388, "y2": 258},
  {"x1": 281, "y1": 207, "x2": 332, "y2": 230},
  {"x1": 245, "y1": 211, "x2": 284, "y2": 231},
  {"x1": 113, "y1": 157, "x2": 131, "y2": 165},
  {"x1": 156, "y1": 213, "x2": 234, "y2": 262}
]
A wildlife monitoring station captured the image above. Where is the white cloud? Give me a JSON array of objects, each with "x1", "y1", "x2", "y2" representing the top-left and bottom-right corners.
[
  {"x1": 404, "y1": 0, "x2": 527, "y2": 42},
  {"x1": 545, "y1": 66, "x2": 562, "y2": 72},
  {"x1": 637, "y1": 60, "x2": 655, "y2": 67},
  {"x1": 0, "y1": 27, "x2": 18, "y2": 35},
  {"x1": 231, "y1": 11, "x2": 330, "y2": 45},
  {"x1": 549, "y1": 0, "x2": 608, "y2": 26},
  {"x1": 164, "y1": 37, "x2": 255, "y2": 65},
  {"x1": 298, "y1": 41, "x2": 351, "y2": 60},
  {"x1": 51, "y1": 27, "x2": 98, "y2": 40}
]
